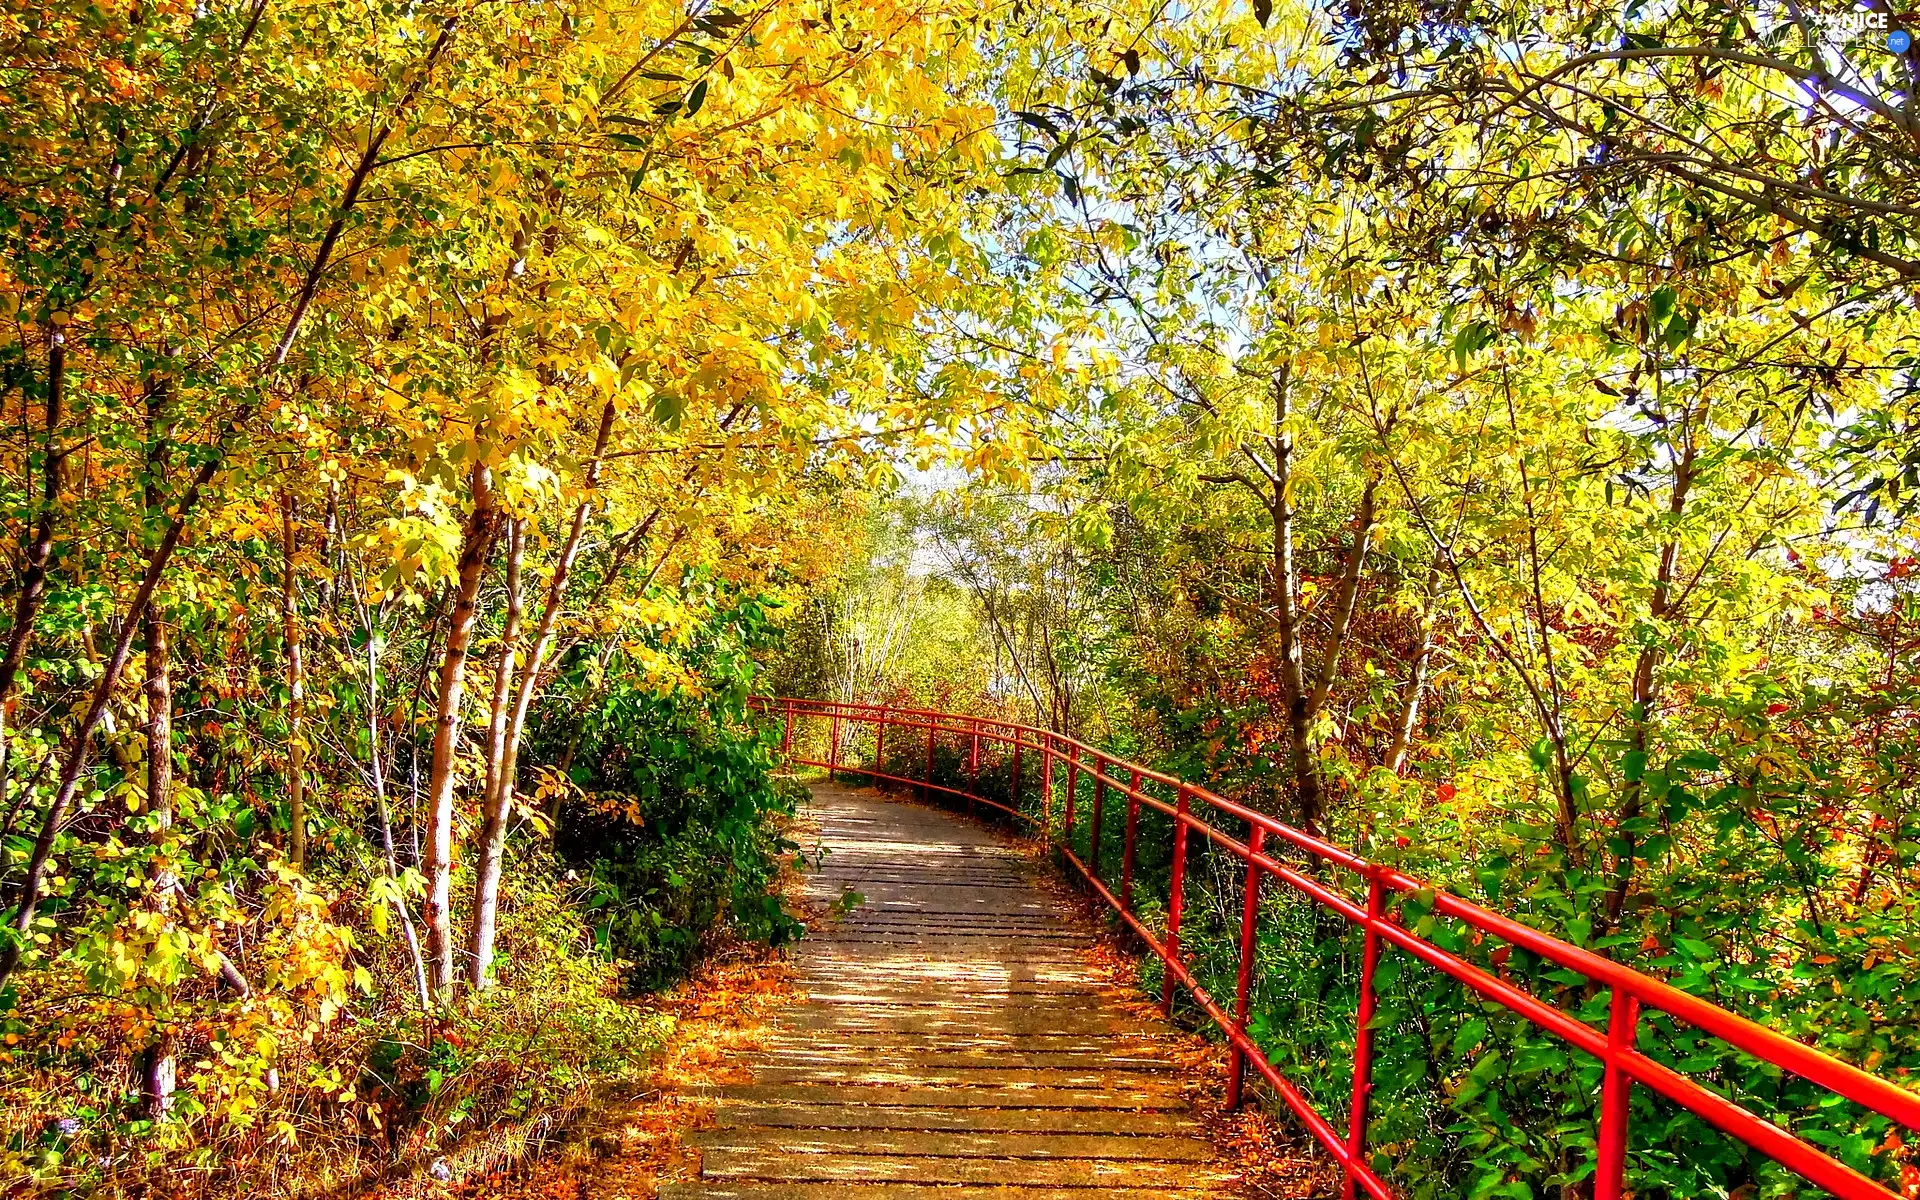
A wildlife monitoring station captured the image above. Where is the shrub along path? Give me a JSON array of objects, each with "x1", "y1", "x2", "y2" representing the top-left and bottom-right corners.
[{"x1": 662, "y1": 781, "x2": 1242, "y2": 1198}]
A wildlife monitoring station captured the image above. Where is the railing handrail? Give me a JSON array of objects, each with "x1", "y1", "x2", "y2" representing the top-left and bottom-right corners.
[{"x1": 753, "y1": 695, "x2": 1919, "y2": 1200}]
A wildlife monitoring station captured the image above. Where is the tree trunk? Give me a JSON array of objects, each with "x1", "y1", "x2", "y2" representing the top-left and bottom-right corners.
[
  {"x1": 466, "y1": 518, "x2": 525, "y2": 989},
  {"x1": 365, "y1": 615, "x2": 431, "y2": 1011},
  {"x1": 0, "y1": 335, "x2": 67, "y2": 704},
  {"x1": 0, "y1": 334, "x2": 69, "y2": 815},
  {"x1": 479, "y1": 518, "x2": 526, "y2": 819},
  {"x1": 281, "y1": 492, "x2": 307, "y2": 869},
  {"x1": 1306, "y1": 477, "x2": 1377, "y2": 717},
  {"x1": 1604, "y1": 437, "x2": 1696, "y2": 925},
  {"x1": 1265, "y1": 368, "x2": 1323, "y2": 836},
  {"x1": 1385, "y1": 565, "x2": 1443, "y2": 776},
  {"x1": 141, "y1": 381, "x2": 176, "y2": 1119},
  {"x1": 469, "y1": 400, "x2": 616, "y2": 989},
  {"x1": 422, "y1": 463, "x2": 500, "y2": 999}
]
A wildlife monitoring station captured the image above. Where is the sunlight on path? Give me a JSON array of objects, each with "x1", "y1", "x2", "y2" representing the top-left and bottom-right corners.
[{"x1": 661, "y1": 782, "x2": 1241, "y2": 1198}]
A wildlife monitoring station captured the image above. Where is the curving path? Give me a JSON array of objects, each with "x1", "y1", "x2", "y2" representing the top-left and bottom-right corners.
[{"x1": 662, "y1": 781, "x2": 1238, "y2": 1199}]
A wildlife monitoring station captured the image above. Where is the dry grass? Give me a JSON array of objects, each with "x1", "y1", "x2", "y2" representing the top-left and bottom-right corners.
[{"x1": 457, "y1": 940, "x2": 799, "y2": 1200}]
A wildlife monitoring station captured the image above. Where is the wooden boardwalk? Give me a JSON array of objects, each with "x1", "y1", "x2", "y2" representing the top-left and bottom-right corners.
[{"x1": 663, "y1": 781, "x2": 1237, "y2": 1199}]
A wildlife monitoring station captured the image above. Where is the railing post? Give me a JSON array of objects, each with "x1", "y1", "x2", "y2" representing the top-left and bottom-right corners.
[
  {"x1": 1227, "y1": 826, "x2": 1265, "y2": 1110},
  {"x1": 1064, "y1": 743, "x2": 1079, "y2": 845},
  {"x1": 1342, "y1": 871, "x2": 1386, "y2": 1200},
  {"x1": 924, "y1": 719, "x2": 935, "y2": 802},
  {"x1": 828, "y1": 711, "x2": 840, "y2": 781},
  {"x1": 968, "y1": 721, "x2": 981, "y2": 816},
  {"x1": 1011, "y1": 735, "x2": 1023, "y2": 811},
  {"x1": 1594, "y1": 986, "x2": 1641, "y2": 1200},
  {"x1": 1162, "y1": 784, "x2": 1191, "y2": 1013},
  {"x1": 1121, "y1": 767, "x2": 1141, "y2": 912},
  {"x1": 1089, "y1": 760, "x2": 1106, "y2": 881},
  {"x1": 875, "y1": 717, "x2": 885, "y2": 788},
  {"x1": 781, "y1": 705, "x2": 793, "y2": 756},
  {"x1": 1036, "y1": 729, "x2": 1052, "y2": 833}
]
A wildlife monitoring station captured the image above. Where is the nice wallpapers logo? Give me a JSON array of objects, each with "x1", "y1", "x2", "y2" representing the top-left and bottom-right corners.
[{"x1": 1806, "y1": 7, "x2": 1913, "y2": 50}]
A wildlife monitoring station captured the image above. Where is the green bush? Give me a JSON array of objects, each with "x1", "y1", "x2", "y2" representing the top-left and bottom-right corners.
[{"x1": 542, "y1": 589, "x2": 804, "y2": 991}]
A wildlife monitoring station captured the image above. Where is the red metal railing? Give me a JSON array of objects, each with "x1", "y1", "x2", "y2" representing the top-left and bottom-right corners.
[{"x1": 753, "y1": 696, "x2": 1920, "y2": 1200}]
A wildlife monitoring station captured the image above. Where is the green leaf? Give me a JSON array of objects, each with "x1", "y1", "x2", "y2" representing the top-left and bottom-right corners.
[
  {"x1": 1528, "y1": 738, "x2": 1554, "y2": 771},
  {"x1": 652, "y1": 389, "x2": 686, "y2": 428},
  {"x1": 1676, "y1": 936, "x2": 1717, "y2": 960},
  {"x1": 1452, "y1": 320, "x2": 1498, "y2": 367},
  {"x1": 1452, "y1": 1017, "x2": 1488, "y2": 1058},
  {"x1": 1649, "y1": 285, "x2": 1676, "y2": 325}
]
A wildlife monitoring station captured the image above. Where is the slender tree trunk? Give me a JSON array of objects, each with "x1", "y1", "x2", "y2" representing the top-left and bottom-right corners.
[
  {"x1": 281, "y1": 492, "x2": 307, "y2": 869},
  {"x1": 405, "y1": 590, "x2": 449, "y2": 862},
  {"x1": 422, "y1": 463, "x2": 500, "y2": 998},
  {"x1": 319, "y1": 481, "x2": 340, "y2": 611},
  {"x1": 140, "y1": 381, "x2": 176, "y2": 1118},
  {"x1": 141, "y1": 608, "x2": 176, "y2": 1114},
  {"x1": 469, "y1": 401, "x2": 616, "y2": 988},
  {"x1": 1385, "y1": 565, "x2": 1443, "y2": 776},
  {"x1": 365, "y1": 616, "x2": 431, "y2": 1011},
  {"x1": 1604, "y1": 440, "x2": 1696, "y2": 925},
  {"x1": 479, "y1": 518, "x2": 526, "y2": 817},
  {"x1": 1850, "y1": 626, "x2": 1903, "y2": 905},
  {"x1": 2, "y1": 464, "x2": 207, "y2": 991},
  {"x1": 466, "y1": 518, "x2": 525, "y2": 989},
  {"x1": 0, "y1": 334, "x2": 69, "y2": 790},
  {"x1": 1265, "y1": 368, "x2": 1323, "y2": 836},
  {"x1": 1307, "y1": 477, "x2": 1377, "y2": 716}
]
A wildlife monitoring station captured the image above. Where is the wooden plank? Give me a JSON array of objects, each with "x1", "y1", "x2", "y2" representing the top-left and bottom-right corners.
[
  {"x1": 695, "y1": 1148, "x2": 1236, "y2": 1187},
  {"x1": 710, "y1": 1102, "x2": 1199, "y2": 1135},
  {"x1": 694, "y1": 1083, "x2": 1184, "y2": 1111},
  {"x1": 791, "y1": 995, "x2": 1147, "y2": 1013},
  {"x1": 776, "y1": 1014, "x2": 1163, "y2": 1038},
  {"x1": 661, "y1": 1184, "x2": 1230, "y2": 1199},
  {"x1": 761, "y1": 1044, "x2": 1175, "y2": 1062},
  {"x1": 794, "y1": 985, "x2": 1130, "y2": 1001},
  {"x1": 795, "y1": 966, "x2": 1105, "y2": 985},
  {"x1": 822, "y1": 905, "x2": 1061, "y2": 918},
  {"x1": 762, "y1": 1034, "x2": 1175, "y2": 1055},
  {"x1": 758, "y1": 1048, "x2": 1176, "y2": 1072},
  {"x1": 744, "y1": 1065, "x2": 1188, "y2": 1089}
]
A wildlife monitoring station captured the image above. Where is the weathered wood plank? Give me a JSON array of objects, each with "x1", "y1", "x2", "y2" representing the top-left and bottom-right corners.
[
  {"x1": 773, "y1": 1018, "x2": 1164, "y2": 1041},
  {"x1": 696, "y1": 1148, "x2": 1235, "y2": 1186},
  {"x1": 757, "y1": 1048, "x2": 1176, "y2": 1071},
  {"x1": 693, "y1": 1083, "x2": 1185, "y2": 1110},
  {"x1": 760, "y1": 1037, "x2": 1177, "y2": 1058},
  {"x1": 744, "y1": 1065, "x2": 1187, "y2": 1089},
  {"x1": 661, "y1": 1185, "x2": 1231, "y2": 1199},
  {"x1": 710, "y1": 1102, "x2": 1200, "y2": 1135}
]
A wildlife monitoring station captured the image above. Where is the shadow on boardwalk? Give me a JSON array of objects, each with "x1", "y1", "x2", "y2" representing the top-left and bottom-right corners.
[{"x1": 662, "y1": 780, "x2": 1245, "y2": 1199}]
